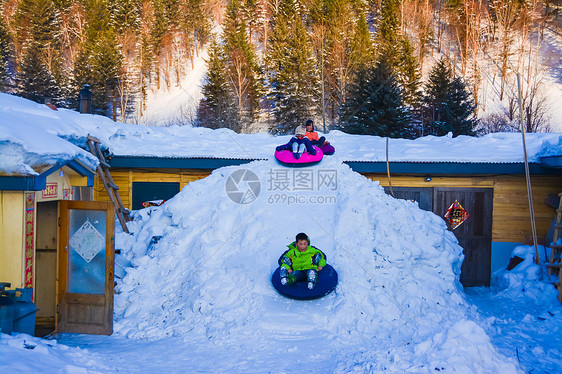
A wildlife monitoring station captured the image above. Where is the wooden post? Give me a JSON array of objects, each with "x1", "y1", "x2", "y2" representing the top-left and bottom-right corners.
[
  {"x1": 386, "y1": 137, "x2": 394, "y2": 197},
  {"x1": 517, "y1": 73, "x2": 540, "y2": 265}
]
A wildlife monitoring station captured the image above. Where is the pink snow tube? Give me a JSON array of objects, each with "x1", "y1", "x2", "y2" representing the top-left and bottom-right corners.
[{"x1": 274, "y1": 146, "x2": 324, "y2": 166}]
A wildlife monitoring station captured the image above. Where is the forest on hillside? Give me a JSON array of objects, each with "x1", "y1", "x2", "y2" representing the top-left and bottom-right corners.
[{"x1": 0, "y1": 0, "x2": 560, "y2": 137}]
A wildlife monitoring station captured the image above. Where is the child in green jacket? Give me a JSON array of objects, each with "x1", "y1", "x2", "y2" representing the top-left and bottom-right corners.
[{"x1": 279, "y1": 232, "x2": 327, "y2": 290}]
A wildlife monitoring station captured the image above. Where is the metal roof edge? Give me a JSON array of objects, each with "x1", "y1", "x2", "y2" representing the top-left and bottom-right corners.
[
  {"x1": 0, "y1": 175, "x2": 43, "y2": 191},
  {"x1": 108, "y1": 156, "x2": 263, "y2": 169},
  {"x1": 0, "y1": 159, "x2": 98, "y2": 191},
  {"x1": 540, "y1": 155, "x2": 562, "y2": 169},
  {"x1": 343, "y1": 161, "x2": 559, "y2": 175},
  {"x1": 106, "y1": 156, "x2": 561, "y2": 175}
]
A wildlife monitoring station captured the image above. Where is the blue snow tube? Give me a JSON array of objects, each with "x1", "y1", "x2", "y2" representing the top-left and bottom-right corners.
[{"x1": 271, "y1": 264, "x2": 338, "y2": 300}]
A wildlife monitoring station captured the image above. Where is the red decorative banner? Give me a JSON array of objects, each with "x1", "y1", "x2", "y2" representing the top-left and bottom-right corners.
[
  {"x1": 24, "y1": 193, "x2": 35, "y2": 288},
  {"x1": 444, "y1": 200, "x2": 470, "y2": 230},
  {"x1": 42, "y1": 182, "x2": 58, "y2": 198}
]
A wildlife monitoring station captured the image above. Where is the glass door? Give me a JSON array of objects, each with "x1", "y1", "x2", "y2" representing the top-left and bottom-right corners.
[{"x1": 57, "y1": 201, "x2": 114, "y2": 335}]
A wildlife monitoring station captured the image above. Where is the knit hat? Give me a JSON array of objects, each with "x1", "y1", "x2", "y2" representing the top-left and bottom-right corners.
[{"x1": 295, "y1": 125, "x2": 306, "y2": 136}]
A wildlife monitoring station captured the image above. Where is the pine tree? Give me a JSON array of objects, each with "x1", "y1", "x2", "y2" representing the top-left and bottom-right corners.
[
  {"x1": 197, "y1": 37, "x2": 238, "y2": 129},
  {"x1": 161, "y1": 0, "x2": 180, "y2": 29},
  {"x1": 274, "y1": 20, "x2": 320, "y2": 132},
  {"x1": 28, "y1": 0, "x2": 60, "y2": 47},
  {"x1": 17, "y1": 41, "x2": 59, "y2": 103},
  {"x1": 448, "y1": 75, "x2": 477, "y2": 135},
  {"x1": 180, "y1": 0, "x2": 211, "y2": 57},
  {"x1": 350, "y1": 13, "x2": 374, "y2": 74},
  {"x1": 74, "y1": 0, "x2": 123, "y2": 119},
  {"x1": 14, "y1": 0, "x2": 65, "y2": 103},
  {"x1": 378, "y1": 0, "x2": 421, "y2": 108},
  {"x1": 267, "y1": 0, "x2": 320, "y2": 134},
  {"x1": 222, "y1": 0, "x2": 263, "y2": 131},
  {"x1": 396, "y1": 37, "x2": 421, "y2": 108},
  {"x1": 13, "y1": 0, "x2": 34, "y2": 54},
  {"x1": 422, "y1": 58, "x2": 476, "y2": 136},
  {"x1": 150, "y1": 0, "x2": 175, "y2": 89},
  {"x1": 378, "y1": 0, "x2": 400, "y2": 63},
  {"x1": 0, "y1": 14, "x2": 11, "y2": 90},
  {"x1": 138, "y1": 34, "x2": 153, "y2": 115},
  {"x1": 110, "y1": 0, "x2": 141, "y2": 33},
  {"x1": 375, "y1": 0, "x2": 422, "y2": 134},
  {"x1": 52, "y1": 0, "x2": 72, "y2": 10},
  {"x1": 339, "y1": 56, "x2": 411, "y2": 137},
  {"x1": 95, "y1": 30, "x2": 124, "y2": 120},
  {"x1": 242, "y1": 0, "x2": 258, "y2": 40}
]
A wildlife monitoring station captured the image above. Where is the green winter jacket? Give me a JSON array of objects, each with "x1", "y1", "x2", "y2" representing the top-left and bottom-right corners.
[{"x1": 280, "y1": 242, "x2": 327, "y2": 271}]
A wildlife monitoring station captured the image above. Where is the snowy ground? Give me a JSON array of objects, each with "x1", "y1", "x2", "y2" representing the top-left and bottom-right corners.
[
  {"x1": 2, "y1": 157, "x2": 561, "y2": 373},
  {"x1": 464, "y1": 246, "x2": 562, "y2": 374}
]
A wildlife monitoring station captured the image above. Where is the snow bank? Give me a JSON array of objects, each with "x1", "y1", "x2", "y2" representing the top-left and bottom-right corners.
[
  {"x1": 466, "y1": 245, "x2": 562, "y2": 373},
  {"x1": 492, "y1": 246, "x2": 560, "y2": 304},
  {"x1": 113, "y1": 157, "x2": 519, "y2": 371},
  {"x1": 0, "y1": 333, "x2": 107, "y2": 373}
]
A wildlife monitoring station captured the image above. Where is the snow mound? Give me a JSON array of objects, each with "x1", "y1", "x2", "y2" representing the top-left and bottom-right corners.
[
  {"x1": 538, "y1": 135, "x2": 562, "y2": 157},
  {"x1": 493, "y1": 245, "x2": 560, "y2": 304},
  {"x1": 114, "y1": 157, "x2": 519, "y2": 371}
]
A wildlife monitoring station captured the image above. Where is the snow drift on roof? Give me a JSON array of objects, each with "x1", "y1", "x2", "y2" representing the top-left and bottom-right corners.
[
  {"x1": 1, "y1": 92, "x2": 561, "y2": 171},
  {"x1": 0, "y1": 99, "x2": 98, "y2": 175}
]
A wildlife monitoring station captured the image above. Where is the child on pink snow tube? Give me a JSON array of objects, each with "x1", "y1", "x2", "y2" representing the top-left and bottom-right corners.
[
  {"x1": 279, "y1": 233, "x2": 326, "y2": 290},
  {"x1": 304, "y1": 119, "x2": 329, "y2": 147},
  {"x1": 275, "y1": 125, "x2": 317, "y2": 160}
]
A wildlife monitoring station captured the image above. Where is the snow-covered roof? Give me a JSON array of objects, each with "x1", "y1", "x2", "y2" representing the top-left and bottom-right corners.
[
  {"x1": 1, "y1": 93, "x2": 561, "y2": 176},
  {"x1": 0, "y1": 94, "x2": 99, "y2": 176}
]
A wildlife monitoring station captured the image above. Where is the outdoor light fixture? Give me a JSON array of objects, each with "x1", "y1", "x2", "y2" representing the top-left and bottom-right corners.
[{"x1": 424, "y1": 176, "x2": 432, "y2": 182}]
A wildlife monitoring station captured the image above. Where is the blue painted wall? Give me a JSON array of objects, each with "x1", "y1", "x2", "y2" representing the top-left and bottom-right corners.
[
  {"x1": 491, "y1": 241, "x2": 549, "y2": 277},
  {"x1": 491, "y1": 242, "x2": 522, "y2": 275}
]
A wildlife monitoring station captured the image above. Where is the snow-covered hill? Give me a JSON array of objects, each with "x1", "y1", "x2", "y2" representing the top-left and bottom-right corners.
[{"x1": 111, "y1": 157, "x2": 518, "y2": 372}]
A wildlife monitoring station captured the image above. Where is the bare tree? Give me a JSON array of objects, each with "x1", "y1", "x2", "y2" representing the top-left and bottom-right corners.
[{"x1": 490, "y1": 0, "x2": 520, "y2": 101}]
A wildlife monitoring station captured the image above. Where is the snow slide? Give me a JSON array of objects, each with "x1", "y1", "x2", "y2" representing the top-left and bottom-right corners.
[{"x1": 114, "y1": 157, "x2": 520, "y2": 372}]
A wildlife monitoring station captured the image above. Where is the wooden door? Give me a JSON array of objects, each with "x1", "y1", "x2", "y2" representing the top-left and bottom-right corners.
[
  {"x1": 57, "y1": 201, "x2": 114, "y2": 335},
  {"x1": 434, "y1": 188, "x2": 493, "y2": 287}
]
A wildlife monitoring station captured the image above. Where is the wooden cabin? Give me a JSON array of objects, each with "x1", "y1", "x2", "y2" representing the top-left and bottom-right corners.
[
  {"x1": 91, "y1": 154, "x2": 562, "y2": 288},
  {"x1": 352, "y1": 160, "x2": 562, "y2": 287},
  {"x1": 2, "y1": 92, "x2": 560, "y2": 338}
]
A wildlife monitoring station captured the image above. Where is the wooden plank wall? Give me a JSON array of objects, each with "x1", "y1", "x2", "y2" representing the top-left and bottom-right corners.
[
  {"x1": 492, "y1": 175, "x2": 561, "y2": 243},
  {"x1": 364, "y1": 173, "x2": 562, "y2": 243},
  {"x1": 94, "y1": 168, "x2": 561, "y2": 244},
  {"x1": 94, "y1": 168, "x2": 212, "y2": 210}
]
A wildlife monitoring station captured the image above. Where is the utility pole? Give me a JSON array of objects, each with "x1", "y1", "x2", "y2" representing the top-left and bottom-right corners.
[
  {"x1": 321, "y1": 22, "x2": 326, "y2": 133},
  {"x1": 517, "y1": 73, "x2": 540, "y2": 265}
]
